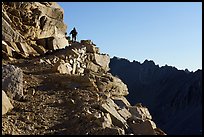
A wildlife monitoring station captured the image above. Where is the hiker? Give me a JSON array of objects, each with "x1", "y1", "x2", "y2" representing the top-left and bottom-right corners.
[{"x1": 69, "y1": 27, "x2": 78, "y2": 42}]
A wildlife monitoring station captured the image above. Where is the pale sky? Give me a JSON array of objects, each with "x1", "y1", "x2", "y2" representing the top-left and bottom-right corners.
[{"x1": 58, "y1": 2, "x2": 202, "y2": 72}]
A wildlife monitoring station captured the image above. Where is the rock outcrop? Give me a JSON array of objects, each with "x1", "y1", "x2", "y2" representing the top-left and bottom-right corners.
[
  {"x1": 2, "y1": 64, "x2": 24, "y2": 100},
  {"x1": 2, "y1": 2, "x2": 165, "y2": 135},
  {"x1": 109, "y1": 57, "x2": 202, "y2": 135},
  {"x1": 2, "y1": 2, "x2": 68, "y2": 59},
  {"x1": 2, "y1": 40, "x2": 166, "y2": 135}
]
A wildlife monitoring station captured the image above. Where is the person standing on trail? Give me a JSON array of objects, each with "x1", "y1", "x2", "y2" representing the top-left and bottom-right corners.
[{"x1": 69, "y1": 27, "x2": 78, "y2": 42}]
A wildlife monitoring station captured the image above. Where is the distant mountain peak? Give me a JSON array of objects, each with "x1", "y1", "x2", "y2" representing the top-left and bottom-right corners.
[{"x1": 109, "y1": 57, "x2": 202, "y2": 135}]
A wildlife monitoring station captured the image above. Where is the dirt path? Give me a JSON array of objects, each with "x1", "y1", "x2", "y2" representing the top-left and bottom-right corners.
[{"x1": 2, "y1": 58, "x2": 80, "y2": 135}]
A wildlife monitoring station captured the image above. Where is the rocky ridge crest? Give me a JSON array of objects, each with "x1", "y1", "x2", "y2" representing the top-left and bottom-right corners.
[{"x1": 2, "y1": 2, "x2": 166, "y2": 135}]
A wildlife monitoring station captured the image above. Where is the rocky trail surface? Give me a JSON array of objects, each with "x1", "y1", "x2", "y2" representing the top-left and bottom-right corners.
[{"x1": 2, "y1": 42, "x2": 165, "y2": 135}]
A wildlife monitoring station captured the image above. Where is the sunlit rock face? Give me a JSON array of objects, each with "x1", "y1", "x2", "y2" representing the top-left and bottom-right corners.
[
  {"x1": 1, "y1": 39, "x2": 166, "y2": 135},
  {"x1": 2, "y1": 2, "x2": 68, "y2": 59}
]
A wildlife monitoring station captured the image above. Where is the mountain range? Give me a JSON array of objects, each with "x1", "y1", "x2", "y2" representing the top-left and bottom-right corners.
[{"x1": 109, "y1": 56, "x2": 202, "y2": 135}]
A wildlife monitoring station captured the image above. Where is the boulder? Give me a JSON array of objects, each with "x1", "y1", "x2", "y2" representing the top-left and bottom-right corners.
[
  {"x1": 2, "y1": 64, "x2": 24, "y2": 100},
  {"x1": 81, "y1": 40, "x2": 99, "y2": 53},
  {"x1": 2, "y1": 90, "x2": 14, "y2": 115},
  {"x1": 100, "y1": 98, "x2": 128, "y2": 129},
  {"x1": 112, "y1": 76, "x2": 129, "y2": 93},
  {"x1": 109, "y1": 76, "x2": 129, "y2": 97},
  {"x1": 53, "y1": 59, "x2": 72, "y2": 74},
  {"x1": 93, "y1": 53, "x2": 110, "y2": 72},
  {"x1": 128, "y1": 105, "x2": 152, "y2": 120},
  {"x1": 86, "y1": 61, "x2": 100, "y2": 73},
  {"x1": 95, "y1": 74, "x2": 128, "y2": 97},
  {"x1": 129, "y1": 120, "x2": 156, "y2": 135},
  {"x1": 49, "y1": 34, "x2": 69, "y2": 50}
]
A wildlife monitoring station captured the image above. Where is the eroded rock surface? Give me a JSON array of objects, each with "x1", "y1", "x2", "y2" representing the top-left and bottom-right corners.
[
  {"x1": 2, "y1": 2, "x2": 68, "y2": 59},
  {"x1": 2, "y1": 64, "x2": 24, "y2": 100},
  {"x1": 2, "y1": 41, "x2": 165, "y2": 135}
]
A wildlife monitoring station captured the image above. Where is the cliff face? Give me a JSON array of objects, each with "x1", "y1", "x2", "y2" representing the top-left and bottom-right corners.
[
  {"x1": 109, "y1": 57, "x2": 202, "y2": 135},
  {"x1": 2, "y1": 2, "x2": 68, "y2": 59},
  {"x1": 2, "y1": 2, "x2": 165, "y2": 135}
]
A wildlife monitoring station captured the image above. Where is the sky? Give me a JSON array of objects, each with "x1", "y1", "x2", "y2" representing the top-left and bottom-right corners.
[{"x1": 58, "y1": 2, "x2": 202, "y2": 72}]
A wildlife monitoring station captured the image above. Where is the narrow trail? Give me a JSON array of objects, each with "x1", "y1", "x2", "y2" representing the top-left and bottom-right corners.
[{"x1": 3, "y1": 57, "x2": 85, "y2": 135}]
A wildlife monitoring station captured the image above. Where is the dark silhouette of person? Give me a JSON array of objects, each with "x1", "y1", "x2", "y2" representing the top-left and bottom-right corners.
[{"x1": 69, "y1": 27, "x2": 78, "y2": 42}]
